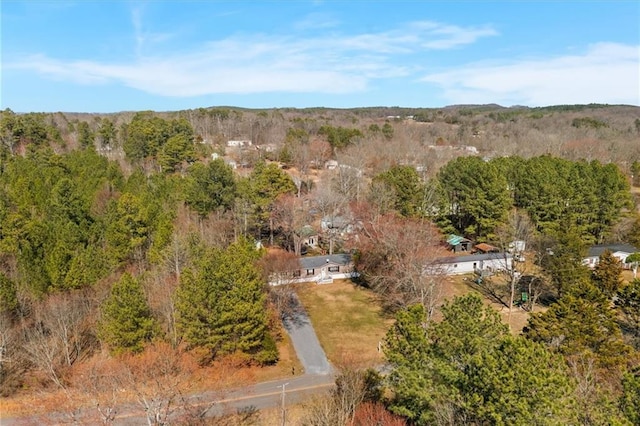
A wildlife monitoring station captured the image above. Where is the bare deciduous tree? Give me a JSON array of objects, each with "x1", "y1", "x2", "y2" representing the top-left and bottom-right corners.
[
  {"x1": 271, "y1": 194, "x2": 312, "y2": 255},
  {"x1": 494, "y1": 210, "x2": 535, "y2": 328},
  {"x1": 353, "y1": 202, "x2": 447, "y2": 314},
  {"x1": 117, "y1": 343, "x2": 199, "y2": 425}
]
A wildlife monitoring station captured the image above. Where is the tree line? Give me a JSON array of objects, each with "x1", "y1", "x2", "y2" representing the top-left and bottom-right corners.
[{"x1": 2, "y1": 105, "x2": 640, "y2": 424}]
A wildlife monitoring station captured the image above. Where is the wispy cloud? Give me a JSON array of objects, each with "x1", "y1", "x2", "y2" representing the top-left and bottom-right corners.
[
  {"x1": 293, "y1": 12, "x2": 340, "y2": 31},
  {"x1": 421, "y1": 43, "x2": 640, "y2": 106},
  {"x1": 7, "y1": 20, "x2": 496, "y2": 97},
  {"x1": 131, "y1": 5, "x2": 174, "y2": 58}
]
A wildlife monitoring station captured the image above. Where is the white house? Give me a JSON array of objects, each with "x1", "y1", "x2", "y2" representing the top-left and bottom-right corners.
[
  {"x1": 269, "y1": 253, "x2": 357, "y2": 286},
  {"x1": 325, "y1": 160, "x2": 339, "y2": 170},
  {"x1": 435, "y1": 252, "x2": 513, "y2": 276},
  {"x1": 582, "y1": 243, "x2": 638, "y2": 269},
  {"x1": 227, "y1": 139, "x2": 252, "y2": 148},
  {"x1": 321, "y1": 215, "x2": 354, "y2": 234}
]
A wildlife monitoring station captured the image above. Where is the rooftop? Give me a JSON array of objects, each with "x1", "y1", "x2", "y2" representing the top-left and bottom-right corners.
[
  {"x1": 587, "y1": 244, "x2": 638, "y2": 258},
  {"x1": 300, "y1": 253, "x2": 352, "y2": 269},
  {"x1": 436, "y1": 252, "x2": 512, "y2": 264}
]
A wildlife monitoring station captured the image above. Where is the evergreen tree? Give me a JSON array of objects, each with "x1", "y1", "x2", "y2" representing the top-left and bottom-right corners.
[
  {"x1": 621, "y1": 368, "x2": 640, "y2": 424},
  {"x1": 591, "y1": 250, "x2": 623, "y2": 298},
  {"x1": 185, "y1": 159, "x2": 237, "y2": 217},
  {"x1": 76, "y1": 121, "x2": 94, "y2": 148},
  {"x1": 99, "y1": 273, "x2": 157, "y2": 354},
  {"x1": 0, "y1": 273, "x2": 18, "y2": 318},
  {"x1": 384, "y1": 295, "x2": 508, "y2": 424},
  {"x1": 176, "y1": 239, "x2": 275, "y2": 363},
  {"x1": 436, "y1": 156, "x2": 510, "y2": 239},
  {"x1": 239, "y1": 161, "x2": 296, "y2": 238},
  {"x1": 372, "y1": 165, "x2": 424, "y2": 217},
  {"x1": 616, "y1": 279, "x2": 640, "y2": 346},
  {"x1": 97, "y1": 117, "x2": 117, "y2": 147},
  {"x1": 384, "y1": 294, "x2": 577, "y2": 424},
  {"x1": 466, "y1": 336, "x2": 577, "y2": 424},
  {"x1": 105, "y1": 192, "x2": 152, "y2": 263},
  {"x1": 539, "y1": 224, "x2": 590, "y2": 297},
  {"x1": 524, "y1": 281, "x2": 630, "y2": 369},
  {"x1": 157, "y1": 133, "x2": 195, "y2": 173}
]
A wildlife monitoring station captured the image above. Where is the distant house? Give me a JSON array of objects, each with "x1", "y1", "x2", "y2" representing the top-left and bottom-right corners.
[
  {"x1": 325, "y1": 160, "x2": 339, "y2": 170},
  {"x1": 509, "y1": 240, "x2": 527, "y2": 253},
  {"x1": 300, "y1": 225, "x2": 318, "y2": 248},
  {"x1": 269, "y1": 253, "x2": 357, "y2": 285},
  {"x1": 321, "y1": 215, "x2": 354, "y2": 234},
  {"x1": 583, "y1": 243, "x2": 638, "y2": 269},
  {"x1": 227, "y1": 139, "x2": 252, "y2": 148},
  {"x1": 435, "y1": 252, "x2": 513, "y2": 276},
  {"x1": 446, "y1": 234, "x2": 472, "y2": 253},
  {"x1": 256, "y1": 143, "x2": 277, "y2": 153}
]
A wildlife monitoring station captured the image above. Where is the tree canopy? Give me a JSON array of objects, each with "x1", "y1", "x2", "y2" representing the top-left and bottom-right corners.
[
  {"x1": 384, "y1": 294, "x2": 577, "y2": 424},
  {"x1": 176, "y1": 238, "x2": 276, "y2": 364},
  {"x1": 99, "y1": 273, "x2": 157, "y2": 354}
]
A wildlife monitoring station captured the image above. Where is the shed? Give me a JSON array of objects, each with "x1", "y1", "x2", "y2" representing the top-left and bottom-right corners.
[
  {"x1": 446, "y1": 234, "x2": 472, "y2": 253},
  {"x1": 474, "y1": 243, "x2": 499, "y2": 254}
]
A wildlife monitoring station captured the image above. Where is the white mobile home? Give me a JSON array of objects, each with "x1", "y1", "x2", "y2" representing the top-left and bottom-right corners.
[{"x1": 436, "y1": 252, "x2": 513, "y2": 276}]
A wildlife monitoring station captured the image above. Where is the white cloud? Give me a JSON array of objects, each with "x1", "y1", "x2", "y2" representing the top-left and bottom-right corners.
[
  {"x1": 421, "y1": 43, "x2": 640, "y2": 106},
  {"x1": 7, "y1": 20, "x2": 496, "y2": 97},
  {"x1": 293, "y1": 12, "x2": 340, "y2": 31},
  {"x1": 131, "y1": 5, "x2": 175, "y2": 58}
]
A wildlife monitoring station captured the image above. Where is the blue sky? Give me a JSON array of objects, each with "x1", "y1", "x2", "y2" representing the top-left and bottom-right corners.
[{"x1": 1, "y1": 1, "x2": 639, "y2": 113}]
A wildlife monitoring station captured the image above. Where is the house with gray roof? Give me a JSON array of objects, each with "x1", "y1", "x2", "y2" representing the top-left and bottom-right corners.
[
  {"x1": 269, "y1": 253, "x2": 357, "y2": 285},
  {"x1": 434, "y1": 252, "x2": 513, "y2": 275},
  {"x1": 583, "y1": 243, "x2": 638, "y2": 269}
]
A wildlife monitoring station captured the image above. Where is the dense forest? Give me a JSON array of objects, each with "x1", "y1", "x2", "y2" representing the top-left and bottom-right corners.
[{"x1": 1, "y1": 104, "x2": 640, "y2": 424}]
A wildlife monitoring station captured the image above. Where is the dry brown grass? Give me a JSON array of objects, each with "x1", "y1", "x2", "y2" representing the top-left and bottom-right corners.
[
  {"x1": 0, "y1": 334, "x2": 303, "y2": 419},
  {"x1": 296, "y1": 280, "x2": 394, "y2": 368},
  {"x1": 441, "y1": 274, "x2": 543, "y2": 334}
]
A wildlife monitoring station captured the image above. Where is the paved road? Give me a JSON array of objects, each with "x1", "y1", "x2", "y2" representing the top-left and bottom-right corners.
[
  {"x1": 2, "y1": 293, "x2": 335, "y2": 425},
  {"x1": 112, "y1": 374, "x2": 335, "y2": 425},
  {"x1": 282, "y1": 293, "x2": 332, "y2": 375}
]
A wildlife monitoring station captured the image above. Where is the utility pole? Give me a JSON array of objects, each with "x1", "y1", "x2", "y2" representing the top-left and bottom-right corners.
[{"x1": 279, "y1": 382, "x2": 289, "y2": 426}]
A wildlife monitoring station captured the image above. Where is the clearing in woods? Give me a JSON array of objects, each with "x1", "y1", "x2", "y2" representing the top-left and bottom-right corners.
[{"x1": 297, "y1": 276, "x2": 538, "y2": 370}]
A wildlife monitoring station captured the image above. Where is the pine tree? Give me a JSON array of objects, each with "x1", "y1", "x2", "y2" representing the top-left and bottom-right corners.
[
  {"x1": 621, "y1": 368, "x2": 640, "y2": 424},
  {"x1": 524, "y1": 281, "x2": 630, "y2": 369},
  {"x1": 176, "y1": 238, "x2": 275, "y2": 363},
  {"x1": 99, "y1": 273, "x2": 157, "y2": 354},
  {"x1": 616, "y1": 279, "x2": 640, "y2": 345},
  {"x1": 383, "y1": 294, "x2": 577, "y2": 424},
  {"x1": 591, "y1": 250, "x2": 623, "y2": 298},
  {"x1": 466, "y1": 336, "x2": 577, "y2": 424}
]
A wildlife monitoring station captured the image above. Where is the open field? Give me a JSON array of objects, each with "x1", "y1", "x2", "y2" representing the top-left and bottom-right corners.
[
  {"x1": 296, "y1": 275, "x2": 538, "y2": 374},
  {"x1": 296, "y1": 280, "x2": 394, "y2": 368}
]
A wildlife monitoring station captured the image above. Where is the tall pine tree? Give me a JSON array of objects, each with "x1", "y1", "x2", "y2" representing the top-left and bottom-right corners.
[
  {"x1": 99, "y1": 273, "x2": 157, "y2": 354},
  {"x1": 176, "y1": 238, "x2": 276, "y2": 363}
]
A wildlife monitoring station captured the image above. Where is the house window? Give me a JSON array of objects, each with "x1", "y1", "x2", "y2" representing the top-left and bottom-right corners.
[
  {"x1": 328, "y1": 266, "x2": 339, "y2": 273},
  {"x1": 306, "y1": 268, "x2": 315, "y2": 276},
  {"x1": 473, "y1": 263, "x2": 477, "y2": 269},
  {"x1": 293, "y1": 270, "x2": 301, "y2": 278},
  {"x1": 309, "y1": 238, "x2": 315, "y2": 245},
  {"x1": 453, "y1": 264, "x2": 458, "y2": 268}
]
